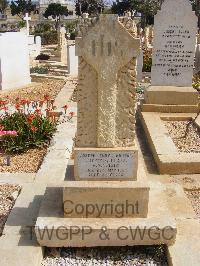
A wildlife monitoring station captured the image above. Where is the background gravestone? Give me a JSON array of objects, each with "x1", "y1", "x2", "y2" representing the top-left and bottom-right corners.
[
  {"x1": 145, "y1": 0, "x2": 199, "y2": 106},
  {"x1": 0, "y1": 32, "x2": 31, "y2": 91},
  {"x1": 151, "y1": 0, "x2": 197, "y2": 87}
]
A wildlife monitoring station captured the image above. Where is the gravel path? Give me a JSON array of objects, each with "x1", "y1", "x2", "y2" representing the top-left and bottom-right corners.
[
  {"x1": 185, "y1": 190, "x2": 200, "y2": 219},
  {"x1": 0, "y1": 78, "x2": 65, "y2": 103},
  {"x1": 0, "y1": 147, "x2": 47, "y2": 173},
  {"x1": 41, "y1": 246, "x2": 168, "y2": 266},
  {"x1": 0, "y1": 184, "x2": 21, "y2": 235},
  {"x1": 164, "y1": 121, "x2": 200, "y2": 153}
]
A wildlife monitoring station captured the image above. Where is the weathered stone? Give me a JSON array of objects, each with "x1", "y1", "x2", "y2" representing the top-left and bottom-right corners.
[
  {"x1": 63, "y1": 180, "x2": 149, "y2": 218},
  {"x1": 35, "y1": 185, "x2": 176, "y2": 247},
  {"x1": 75, "y1": 14, "x2": 140, "y2": 148}
]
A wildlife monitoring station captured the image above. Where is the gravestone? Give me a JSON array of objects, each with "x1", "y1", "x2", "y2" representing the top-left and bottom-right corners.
[
  {"x1": 23, "y1": 13, "x2": 31, "y2": 36},
  {"x1": 145, "y1": 0, "x2": 198, "y2": 106},
  {"x1": 75, "y1": 14, "x2": 141, "y2": 180},
  {"x1": 35, "y1": 15, "x2": 177, "y2": 248},
  {"x1": 57, "y1": 26, "x2": 67, "y2": 64},
  {"x1": 0, "y1": 32, "x2": 31, "y2": 90},
  {"x1": 67, "y1": 43, "x2": 78, "y2": 76}
]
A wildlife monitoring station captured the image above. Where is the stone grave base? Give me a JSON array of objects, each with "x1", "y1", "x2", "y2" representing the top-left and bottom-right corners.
[
  {"x1": 140, "y1": 112, "x2": 200, "y2": 174},
  {"x1": 63, "y1": 179, "x2": 149, "y2": 218},
  {"x1": 35, "y1": 184, "x2": 176, "y2": 247},
  {"x1": 142, "y1": 86, "x2": 199, "y2": 113}
]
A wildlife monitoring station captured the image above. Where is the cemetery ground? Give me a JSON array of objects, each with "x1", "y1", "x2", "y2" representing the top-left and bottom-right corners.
[{"x1": 0, "y1": 76, "x2": 199, "y2": 265}]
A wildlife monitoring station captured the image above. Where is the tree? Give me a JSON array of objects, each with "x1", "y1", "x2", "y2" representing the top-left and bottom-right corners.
[
  {"x1": 111, "y1": 0, "x2": 162, "y2": 27},
  {"x1": 0, "y1": 0, "x2": 8, "y2": 14},
  {"x1": 43, "y1": 3, "x2": 68, "y2": 30},
  {"x1": 75, "y1": 0, "x2": 104, "y2": 17},
  {"x1": 10, "y1": 0, "x2": 35, "y2": 19}
]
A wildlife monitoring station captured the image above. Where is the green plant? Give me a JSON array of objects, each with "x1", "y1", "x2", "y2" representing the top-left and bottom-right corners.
[
  {"x1": 18, "y1": 20, "x2": 26, "y2": 28},
  {"x1": 33, "y1": 23, "x2": 52, "y2": 34},
  {"x1": 36, "y1": 31, "x2": 58, "y2": 45},
  {"x1": 142, "y1": 49, "x2": 152, "y2": 72},
  {"x1": 36, "y1": 54, "x2": 50, "y2": 61},
  {"x1": 0, "y1": 97, "x2": 57, "y2": 153},
  {"x1": 1, "y1": 112, "x2": 56, "y2": 152},
  {"x1": 43, "y1": 3, "x2": 68, "y2": 29},
  {"x1": 30, "y1": 66, "x2": 49, "y2": 74},
  {"x1": 10, "y1": 0, "x2": 35, "y2": 20}
]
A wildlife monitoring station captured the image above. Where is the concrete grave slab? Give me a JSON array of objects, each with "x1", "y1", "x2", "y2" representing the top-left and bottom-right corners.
[{"x1": 140, "y1": 112, "x2": 200, "y2": 174}]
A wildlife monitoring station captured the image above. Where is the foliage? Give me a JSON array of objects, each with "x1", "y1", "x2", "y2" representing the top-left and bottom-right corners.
[
  {"x1": 10, "y1": 0, "x2": 35, "y2": 19},
  {"x1": 0, "y1": 97, "x2": 57, "y2": 153},
  {"x1": 17, "y1": 20, "x2": 26, "y2": 28},
  {"x1": 142, "y1": 48, "x2": 152, "y2": 72},
  {"x1": 75, "y1": 0, "x2": 104, "y2": 16},
  {"x1": 33, "y1": 23, "x2": 52, "y2": 34},
  {"x1": 30, "y1": 66, "x2": 49, "y2": 74},
  {"x1": 193, "y1": 74, "x2": 200, "y2": 92},
  {"x1": 43, "y1": 3, "x2": 68, "y2": 29},
  {"x1": 0, "y1": 0, "x2": 8, "y2": 13},
  {"x1": 64, "y1": 20, "x2": 78, "y2": 40},
  {"x1": 35, "y1": 31, "x2": 58, "y2": 45},
  {"x1": 111, "y1": 0, "x2": 161, "y2": 27},
  {"x1": 35, "y1": 54, "x2": 50, "y2": 61},
  {"x1": 65, "y1": 20, "x2": 78, "y2": 34},
  {"x1": 70, "y1": 31, "x2": 78, "y2": 40}
]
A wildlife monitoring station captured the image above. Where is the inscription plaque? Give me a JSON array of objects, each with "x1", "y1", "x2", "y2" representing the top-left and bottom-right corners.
[
  {"x1": 151, "y1": 0, "x2": 197, "y2": 87},
  {"x1": 75, "y1": 150, "x2": 138, "y2": 180}
]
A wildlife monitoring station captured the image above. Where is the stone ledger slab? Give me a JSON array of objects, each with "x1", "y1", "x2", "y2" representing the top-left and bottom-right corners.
[
  {"x1": 74, "y1": 147, "x2": 138, "y2": 181},
  {"x1": 63, "y1": 180, "x2": 149, "y2": 218}
]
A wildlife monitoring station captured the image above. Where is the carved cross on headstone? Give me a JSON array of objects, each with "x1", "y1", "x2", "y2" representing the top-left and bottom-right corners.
[
  {"x1": 23, "y1": 13, "x2": 31, "y2": 36},
  {"x1": 76, "y1": 15, "x2": 140, "y2": 148}
]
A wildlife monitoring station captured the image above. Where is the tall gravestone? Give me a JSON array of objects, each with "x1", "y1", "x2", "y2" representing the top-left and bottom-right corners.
[
  {"x1": 74, "y1": 14, "x2": 141, "y2": 179},
  {"x1": 35, "y1": 15, "x2": 176, "y2": 248},
  {"x1": 145, "y1": 0, "x2": 199, "y2": 106}
]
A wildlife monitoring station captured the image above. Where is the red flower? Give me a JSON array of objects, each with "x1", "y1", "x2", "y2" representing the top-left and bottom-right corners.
[
  {"x1": 44, "y1": 94, "x2": 50, "y2": 101},
  {"x1": 69, "y1": 112, "x2": 75, "y2": 117},
  {"x1": 31, "y1": 126, "x2": 38, "y2": 132}
]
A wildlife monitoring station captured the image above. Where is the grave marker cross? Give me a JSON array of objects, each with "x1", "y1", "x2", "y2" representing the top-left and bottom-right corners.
[{"x1": 76, "y1": 15, "x2": 140, "y2": 148}]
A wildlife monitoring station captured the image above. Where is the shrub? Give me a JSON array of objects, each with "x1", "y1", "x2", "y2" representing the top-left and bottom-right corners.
[
  {"x1": 36, "y1": 54, "x2": 50, "y2": 61},
  {"x1": 142, "y1": 49, "x2": 152, "y2": 72},
  {"x1": 0, "y1": 97, "x2": 57, "y2": 153},
  {"x1": 37, "y1": 31, "x2": 58, "y2": 45},
  {"x1": 34, "y1": 23, "x2": 52, "y2": 34},
  {"x1": 30, "y1": 66, "x2": 49, "y2": 74}
]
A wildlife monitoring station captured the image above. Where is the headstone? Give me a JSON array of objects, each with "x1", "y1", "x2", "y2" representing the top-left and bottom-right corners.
[
  {"x1": 23, "y1": 13, "x2": 31, "y2": 36},
  {"x1": 75, "y1": 14, "x2": 140, "y2": 180},
  {"x1": 151, "y1": 0, "x2": 197, "y2": 87},
  {"x1": 67, "y1": 43, "x2": 78, "y2": 76},
  {"x1": 0, "y1": 32, "x2": 31, "y2": 90},
  {"x1": 194, "y1": 44, "x2": 200, "y2": 74},
  {"x1": 136, "y1": 49, "x2": 143, "y2": 82},
  {"x1": 58, "y1": 26, "x2": 67, "y2": 64},
  {"x1": 145, "y1": 0, "x2": 199, "y2": 106}
]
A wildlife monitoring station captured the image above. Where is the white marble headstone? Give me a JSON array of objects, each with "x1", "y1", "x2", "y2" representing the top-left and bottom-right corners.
[
  {"x1": 0, "y1": 32, "x2": 31, "y2": 91},
  {"x1": 151, "y1": 0, "x2": 197, "y2": 87}
]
